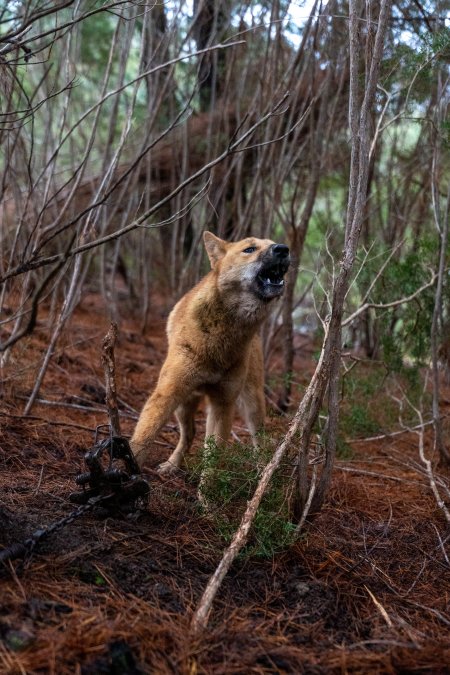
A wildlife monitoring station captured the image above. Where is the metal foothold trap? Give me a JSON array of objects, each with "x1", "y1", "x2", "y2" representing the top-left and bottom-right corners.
[{"x1": 69, "y1": 435, "x2": 150, "y2": 510}]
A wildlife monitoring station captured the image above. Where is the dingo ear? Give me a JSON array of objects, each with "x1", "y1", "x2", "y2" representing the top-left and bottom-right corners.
[{"x1": 203, "y1": 231, "x2": 227, "y2": 269}]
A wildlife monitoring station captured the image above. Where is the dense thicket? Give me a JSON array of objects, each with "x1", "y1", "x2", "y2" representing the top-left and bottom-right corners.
[{"x1": 1, "y1": 0, "x2": 449, "y2": 501}]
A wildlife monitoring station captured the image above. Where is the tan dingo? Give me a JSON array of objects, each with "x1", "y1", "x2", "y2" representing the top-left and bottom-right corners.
[{"x1": 131, "y1": 231, "x2": 290, "y2": 473}]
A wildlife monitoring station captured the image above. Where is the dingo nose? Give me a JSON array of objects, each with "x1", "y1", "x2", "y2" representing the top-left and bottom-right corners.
[{"x1": 272, "y1": 244, "x2": 289, "y2": 258}]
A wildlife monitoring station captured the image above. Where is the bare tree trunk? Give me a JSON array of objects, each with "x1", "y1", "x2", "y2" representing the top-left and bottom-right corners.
[
  {"x1": 431, "y1": 181, "x2": 450, "y2": 465},
  {"x1": 192, "y1": 0, "x2": 229, "y2": 111}
]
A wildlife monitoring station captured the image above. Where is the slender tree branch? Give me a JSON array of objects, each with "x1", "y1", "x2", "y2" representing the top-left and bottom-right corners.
[{"x1": 342, "y1": 270, "x2": 437, "y2": 327}]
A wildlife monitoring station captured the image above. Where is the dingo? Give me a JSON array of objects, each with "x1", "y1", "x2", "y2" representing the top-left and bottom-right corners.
[{"x1": 131, "y1": 231, "x2": 290, "y2": 473}]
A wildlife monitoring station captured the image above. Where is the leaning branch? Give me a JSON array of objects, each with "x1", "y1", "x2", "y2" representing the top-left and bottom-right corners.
[
  {"x1": 191, "y1": 347, "x2": 327, "y2": 632},
  {"x1": 390, "y1": 384, "x2": 450, "y2": 523}
]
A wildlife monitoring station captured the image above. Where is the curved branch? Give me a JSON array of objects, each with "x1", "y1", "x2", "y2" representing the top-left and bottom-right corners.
[{"x1": 342, "y1": 271, "x2": 437, "y2": 327}]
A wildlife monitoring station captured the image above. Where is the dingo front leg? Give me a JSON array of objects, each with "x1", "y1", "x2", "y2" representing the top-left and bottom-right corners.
[
  {"x1": 131, "y1": 359, "x2": 198, "y2": 468},
  {"x1": 158, "y1": 393, "x2": 202, "y2": 475}
]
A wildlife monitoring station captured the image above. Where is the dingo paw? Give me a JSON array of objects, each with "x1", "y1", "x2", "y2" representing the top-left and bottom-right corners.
[{"x1": 157, "y1": 460, "x2": 180, "y2": 476}]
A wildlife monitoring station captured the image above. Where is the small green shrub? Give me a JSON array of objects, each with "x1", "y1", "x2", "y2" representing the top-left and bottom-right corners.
[
  {"x1": 356, "y1": 238, "x2": 444, "y2": 370},
  {"x1": 339, "y1": 366, "x2": 385, "y2": 439},
  {"x1": 347, "y1": 404, "x2": 380, "y2": 436},
  {"x1": 339, "y1": 361, "x2": 431, "y2": 441},
  {"x1": 336, "y1": 436, "x2": 354, "y2": 459},
  {"x1": 194, "y1": 435, "x2": 297, "y2": 558}
]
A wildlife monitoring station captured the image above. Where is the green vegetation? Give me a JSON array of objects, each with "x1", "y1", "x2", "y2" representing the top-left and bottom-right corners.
[
  {"x1": 196, "y1": 436, "x2": 297, "y2": 558},
  {"x1": 338, "y1": 360, "x2": 432, "y2": 445}
]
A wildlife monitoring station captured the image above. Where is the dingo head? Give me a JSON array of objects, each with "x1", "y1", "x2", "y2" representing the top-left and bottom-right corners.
[{"x1": 203, "y1": 231, "x2": 290, "y2": 304}]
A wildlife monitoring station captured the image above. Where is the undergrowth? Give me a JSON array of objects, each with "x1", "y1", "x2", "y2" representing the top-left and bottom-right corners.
[
  {"x1": 192, "y1": 360, "x2": 432, "y2": 554},
  {"x1": 194, "y1": 435, "x2": 297, "y2": 558},
  {"x1": 338, "y1": 361, "x2": 431, "y2": 448}
]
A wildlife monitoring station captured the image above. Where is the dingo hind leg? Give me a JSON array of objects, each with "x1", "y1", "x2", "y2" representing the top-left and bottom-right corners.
[
  {"x1": 199, "y1": 395, "x2": 235, "y2": 499},
  {"x1": 241, "y1": 337, "x2": 266, "y2": 451},
  {"x1": 240, "y1": 384, "x2": 265, "y2": 447},
  {"x1": 240, "y1": 382, "x2": 266, "y2": 474}
]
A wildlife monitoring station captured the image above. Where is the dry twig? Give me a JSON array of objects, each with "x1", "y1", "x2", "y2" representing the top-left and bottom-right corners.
[{"x1": 101, "y1": 322, "x2": 121, "y2": 437}]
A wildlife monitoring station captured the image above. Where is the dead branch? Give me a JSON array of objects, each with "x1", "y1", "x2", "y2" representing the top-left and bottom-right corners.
[
  {"x1": 390, "y1": 380, "x2": 450, "y2": 524},
  {"x1": 0, "y1": 410, "x2": 103, "y2": 434},
  {"x1": 0, "y1": 238, "x2": 73, "y2": 352},
  {"x1": 101, "y1": 322, "x2": 121, "y2": 437}
]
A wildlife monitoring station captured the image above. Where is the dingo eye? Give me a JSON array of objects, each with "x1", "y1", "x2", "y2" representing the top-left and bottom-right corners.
[{"x1": 243, "y1": 246, "x2": 256, "y2": 253}]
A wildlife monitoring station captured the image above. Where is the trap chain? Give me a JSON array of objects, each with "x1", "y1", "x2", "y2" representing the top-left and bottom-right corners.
[{"x1": 0, "y1": 435, "x2": 149, "y2": 565}]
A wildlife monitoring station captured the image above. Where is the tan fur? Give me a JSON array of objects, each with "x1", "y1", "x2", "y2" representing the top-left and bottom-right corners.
[{"x1": 131, "y1": 231, "x2": 290, "y2": 473}]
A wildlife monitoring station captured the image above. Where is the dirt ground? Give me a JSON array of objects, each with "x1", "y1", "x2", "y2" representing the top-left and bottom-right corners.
[{"x1": 1, "y1": 293, "x2": 449, "y2": 674}]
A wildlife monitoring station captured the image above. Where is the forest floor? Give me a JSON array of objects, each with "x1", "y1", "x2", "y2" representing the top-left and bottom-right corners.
[{"x1": 1, "y1": 292, "x2": 450, "y2": 674}]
